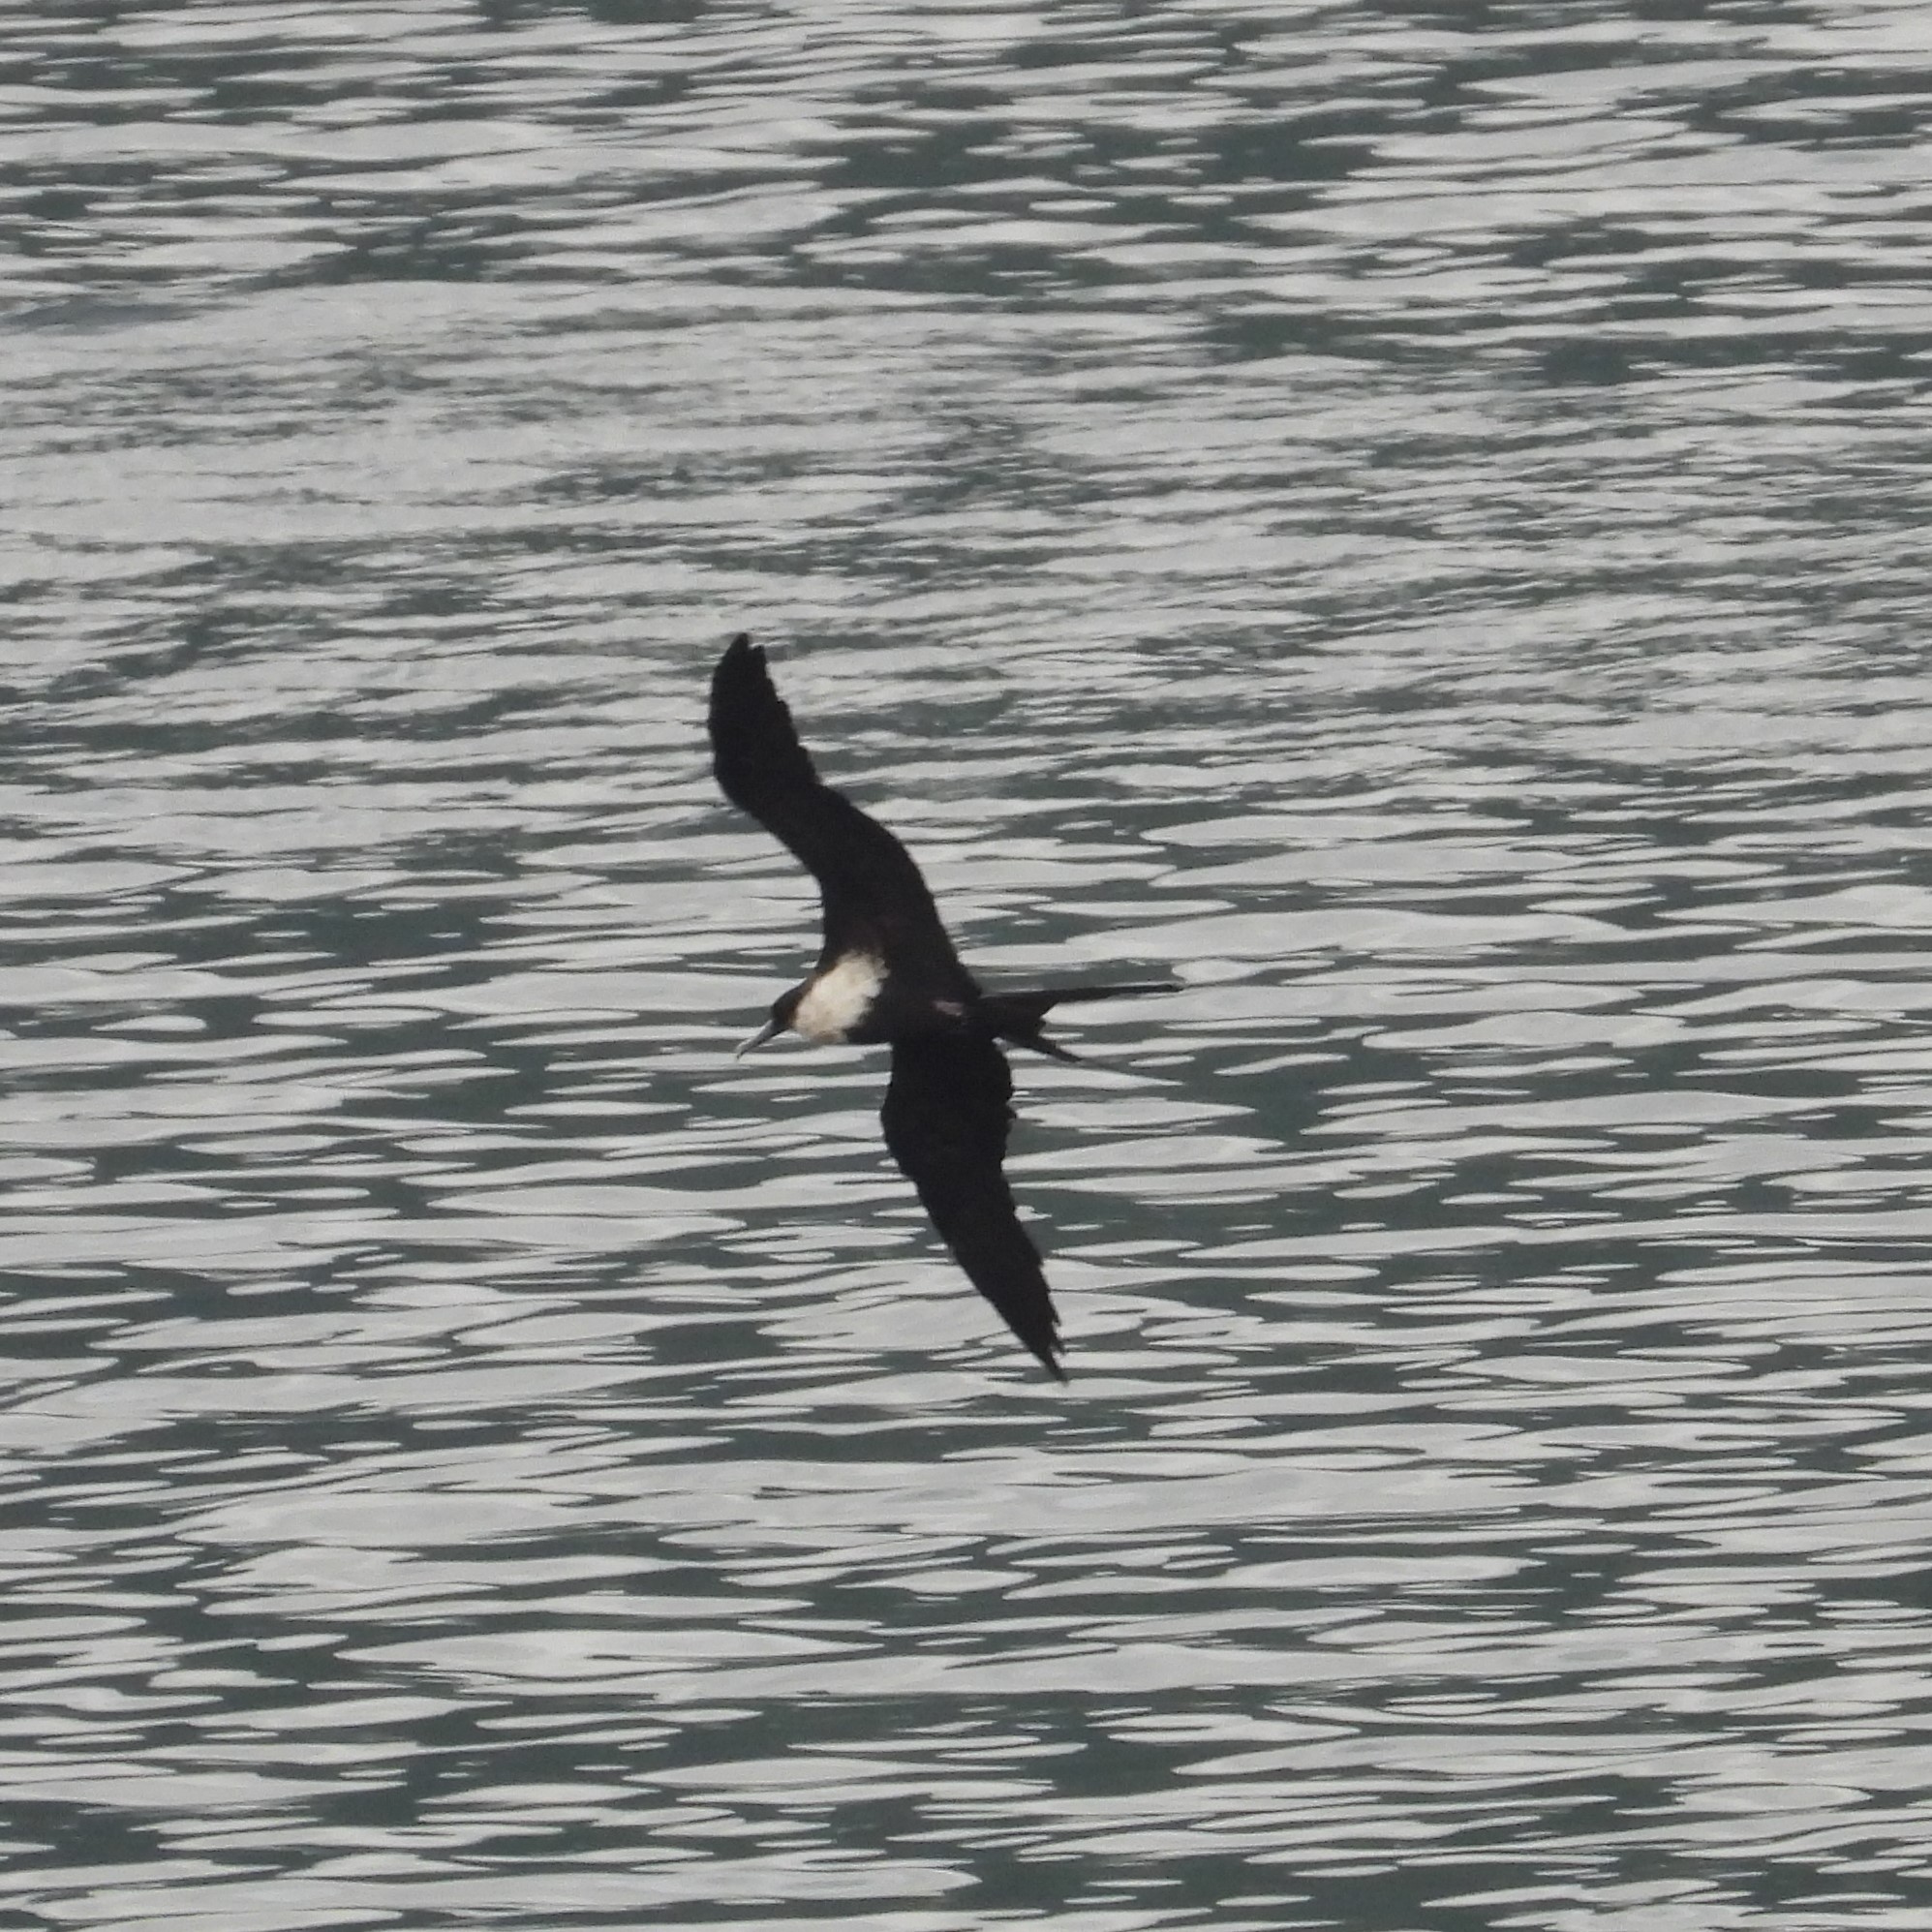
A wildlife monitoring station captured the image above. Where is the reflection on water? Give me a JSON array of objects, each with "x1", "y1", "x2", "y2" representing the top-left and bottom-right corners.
[{"x1": 5, "y1": 2, "x2": 1932, "y2": 1927}]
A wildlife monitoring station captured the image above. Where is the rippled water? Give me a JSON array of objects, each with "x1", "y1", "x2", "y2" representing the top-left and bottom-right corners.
[{"x1": 6, "y1": 2, "x2": 1932, "y2": 1926}]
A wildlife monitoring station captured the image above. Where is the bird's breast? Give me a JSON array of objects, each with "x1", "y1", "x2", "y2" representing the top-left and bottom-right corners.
[{"x1": 793, "y1": 953, "x2": 887, "y2": 1042}]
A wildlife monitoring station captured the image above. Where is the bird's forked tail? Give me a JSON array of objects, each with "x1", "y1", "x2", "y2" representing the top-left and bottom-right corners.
[{"x1": 979, "y1": 981, "x2": 1177, "y2": 1062}]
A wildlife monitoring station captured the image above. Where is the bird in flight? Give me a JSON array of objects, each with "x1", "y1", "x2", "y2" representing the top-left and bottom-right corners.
[{"x1": 709, "y1": 633, "x2": 1173, "y2": 1380}]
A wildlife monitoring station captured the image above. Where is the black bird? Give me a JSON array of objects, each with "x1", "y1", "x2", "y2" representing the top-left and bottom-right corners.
[{"x1": 709, "y1": 633, "x2": 1173, "y2": 1380}]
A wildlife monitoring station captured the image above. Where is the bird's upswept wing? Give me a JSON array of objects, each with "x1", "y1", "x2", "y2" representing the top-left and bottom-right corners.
[
  {"x1": 709, "y1": 634, "x2": 966, "y2": 982},
  {"x1": 880, "y1": 1033, "x2": 1065, "y2": 1380}
]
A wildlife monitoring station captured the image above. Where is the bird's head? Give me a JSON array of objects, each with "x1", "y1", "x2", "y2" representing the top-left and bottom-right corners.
[{"x1": 735, "y1": 984, "x2": 804, "y2": 1058}]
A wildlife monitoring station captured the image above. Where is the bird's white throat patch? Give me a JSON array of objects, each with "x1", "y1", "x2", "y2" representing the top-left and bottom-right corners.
[{"x1": 793, "y1": 953, "x2": 885, "y2": 1042}]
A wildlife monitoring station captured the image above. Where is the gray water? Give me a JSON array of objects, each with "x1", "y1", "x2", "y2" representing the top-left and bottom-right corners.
[{"x1": 5, "y1": 2, "x2": 1932, "y2": 1927}]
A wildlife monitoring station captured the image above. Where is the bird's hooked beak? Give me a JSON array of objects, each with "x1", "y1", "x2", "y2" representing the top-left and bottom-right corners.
[{"x1": 734, "y1": 1016, "x2": 785, "y2": 1058}]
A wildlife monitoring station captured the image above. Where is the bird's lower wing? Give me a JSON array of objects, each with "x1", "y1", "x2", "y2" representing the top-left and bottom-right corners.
[{"x1": 879, "y1": 1035, "x2": 1065, "y2": 1380}]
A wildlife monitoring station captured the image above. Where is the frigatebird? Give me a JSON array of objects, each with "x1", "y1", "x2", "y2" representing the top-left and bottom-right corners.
[{"x1": 709, "y1": 633, "x2": 1173, "y2": 1380}]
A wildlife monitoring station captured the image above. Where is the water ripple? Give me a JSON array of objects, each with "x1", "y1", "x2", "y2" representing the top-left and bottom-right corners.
[{"x1": 5, "y1": 1, "x2": 1932, "y2": 1927}]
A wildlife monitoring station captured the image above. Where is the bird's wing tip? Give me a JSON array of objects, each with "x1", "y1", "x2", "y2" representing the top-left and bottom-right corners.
[
  {"x1": 1027, "y1": 1335, "x2": 1068, "y2": 1382},
  {"x1": 712, "y1": 633, "x2": 780, "y2": 714}
]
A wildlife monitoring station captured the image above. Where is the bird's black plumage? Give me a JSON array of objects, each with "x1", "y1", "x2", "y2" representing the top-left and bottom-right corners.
[
  {"x1": 880, "y1": 1034, "x2": 1061, "y2": 1378},
  {"x1": 709, "y1": 632, "x2": 1173, "y2": 1380},
  {"x1": 710, "y1": 633, "x2": 970, "y2": 997}
]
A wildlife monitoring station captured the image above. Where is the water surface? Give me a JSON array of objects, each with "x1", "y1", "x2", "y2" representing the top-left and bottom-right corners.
[{"x1": 4, "y1": 2, "x2": 1932, "y2": 1927}]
